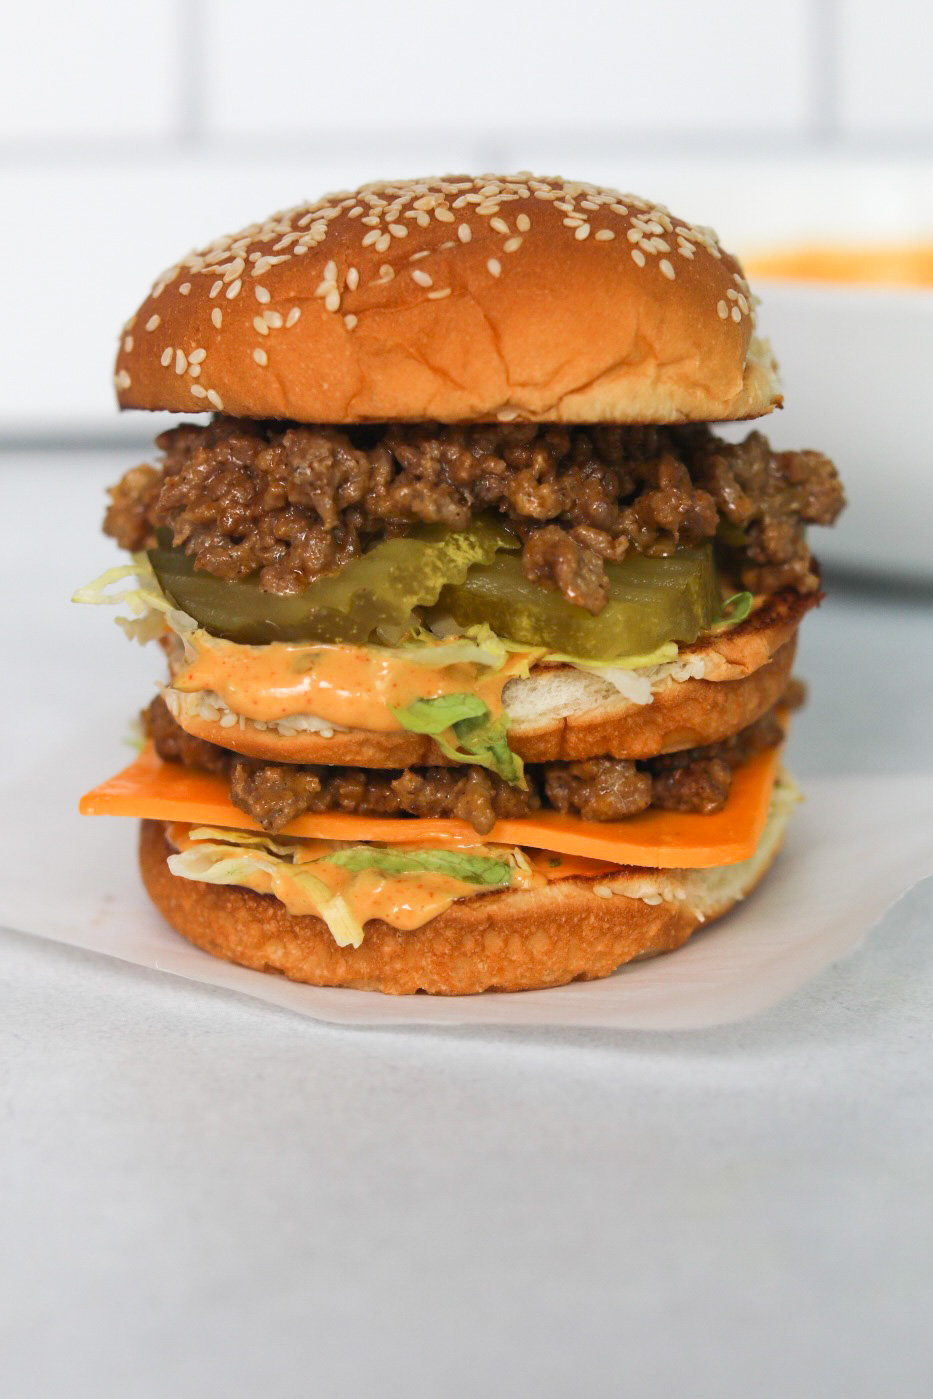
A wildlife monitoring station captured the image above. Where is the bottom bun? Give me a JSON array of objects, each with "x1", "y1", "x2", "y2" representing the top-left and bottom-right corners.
[{"x1": 139, "y1": 786, "x2": 795, "y2": 995}]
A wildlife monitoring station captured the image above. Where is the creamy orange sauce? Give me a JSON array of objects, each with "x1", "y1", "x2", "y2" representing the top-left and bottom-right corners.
[
  {"x1": 164, "y1": 824, "x2": 549, "y2": 935},
  {"x1": 169, "y1": 636, "x2": 533, "y2": 729},
  {"x1": 526, "y1": 850, "x2": 621, "y2": 880},
  {"x1": 745, "y1": 244, "x2": 933, "y2": 287}
]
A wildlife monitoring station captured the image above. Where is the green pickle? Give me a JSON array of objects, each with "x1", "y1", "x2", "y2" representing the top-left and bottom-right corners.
[
  {"x1": 435, "y1": 544, "x2": 720, "y2": 659},
  {"x1": 148, "y1": 518, "x2": 517, "y2": 645}
]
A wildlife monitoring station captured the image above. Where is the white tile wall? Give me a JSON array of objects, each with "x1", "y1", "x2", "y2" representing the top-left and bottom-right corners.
[
  {"x1": 839, "y1": 0, "x2": 933, "y2": 132},
  {"x1": 0, "y1": 1, "x2": 180, "y2": 141},
  {"x1": 1, "y1": 0, "x2": 932, "y2": 436},
  {"x1": 203, "y1": 0, "x2": 812, "y2": 136}
]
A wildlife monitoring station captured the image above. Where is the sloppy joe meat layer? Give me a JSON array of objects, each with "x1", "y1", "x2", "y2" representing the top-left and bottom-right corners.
[
  {"x1": 105, "y1": 417, "x2": 844, "y2": 611},
  {"x1": 144, "y1": 687, "x2": 801, "y2": 837}
]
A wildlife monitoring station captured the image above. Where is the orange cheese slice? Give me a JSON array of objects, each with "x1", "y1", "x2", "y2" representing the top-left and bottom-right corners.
[{"x1": 80, "y1": 742, "x2": 781, "y2": 870}]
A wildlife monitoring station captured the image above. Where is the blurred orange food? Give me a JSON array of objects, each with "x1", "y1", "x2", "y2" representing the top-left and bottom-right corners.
[{"x1": 744, "y1": 245, "x2": 933, "y2": 287}]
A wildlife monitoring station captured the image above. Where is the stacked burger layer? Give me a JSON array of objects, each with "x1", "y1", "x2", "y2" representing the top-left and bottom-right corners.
[{"x1": 78, "y1": 175, "x2": 844, "y2": 995}]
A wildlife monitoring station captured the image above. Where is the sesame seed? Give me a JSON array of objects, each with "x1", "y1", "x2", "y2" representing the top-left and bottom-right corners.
[
  {"x1": 503, "y1": 237, "x2": 522, "y2": 253},
  {"x1": 516, "y1": 213, "x2": 530, "y2": 232},
  {"x1": 487, "y1": 258, "x2": 501, "y2": 278},
  {"x1": 411, "y1": 268, "x2": 433, "y2": 287},
  {"x1": 211, "y1": 308, "x2": 223, "y2": 329},
  {"x1": 188, "y1": 363, "x2": 201, "y2": 378},
  {"x1": 253, "y1": 316, "x2": 269, "y2": 335},
  {"x1": 409, "y1": 249, "x2": 431, "y2": 261},
  {"x1": 175, "y1": 350, "x2": 187, "y2": 374},
  {"x1": 285, "y1": 307, "x2": 301, "y2": 327},
  {"x1": 190, "y1": 384, "x2": 207, "y2": 398},
  {"x1": 206, "y1": 389, "x2": 224, "y2": 410},
  {"x1": 255, "y1": 285, "x2": 271, "y2": 304},
  {"x1": 188, "y1": 347, "x2": 206, "y2": 363},
  {"x1": 375, "y1": 234, "x2": 391, "y2": 253},
  {"x1": 631, "y1": 248, "x2": 646, "y2": 267},
  {"x1": 145, "y1": 315, "x2": 161, "y2": 332},
  {"x1": 659, "y1": 259, "x2": 675, "y2": 279},
  {"x1": 434, "y1": 207, "x2": 455, "y2": 223},
  {"x1": 361, "y1": 229, "x2": 380, "y2": 247},
  {"x1": 324, "y1": 260, "x2": 337, "y2": 282},
  {"x1": 123, "y1": 335, "x2": 133, "y2": 353},
  {"x1": 574, "y1": 224, "x2": 590, "y2": 240},
  {"x1": 737, "y1": 293, "x2": 749, "y2": 313},
  {"x1": 726, "y1": 289, "x2": 738, "y2": 300},
  {"x1": 563, "y1": 217, "x2": 584, "y2": 228},
  {"x1": 378, "y1": 264, "x2": 395, "y2": 281},
  {"x1": 347, "y1": 267, "x2": 360, "y2": 290},
  {"x1": 160, "y1": 347, "x2": 173, "y2": 367},
  {"x1": 253, "y1": 347, "x2": 268, "y2": 366},
  {"x1": 325, "y1": 287, "x2": 341, "y2": 312},
  {"x1": 225, "y1": 279, "x2": 242, "y2": 299},
  {"x1": 179, "y1": 282, "x2": 191, "y2": 296},
  {"x1": 114, "y1": 369, "x2": 131, "y2": 390},
  {"x1": 593, "y1": 885, "x2": 613, "y2": 899},
  {"x1": 344, "y1": 313, "x2": 358, "y2": 330},
  {"x1": 717, "y1": 300, "x2": 729, "y2": 319},
  {"x1": 731, "y1": 306, "x2": 742, "y2": 323},
  {"x1": 427, "y1": 287, "x2": 451, "y2": 299},
  {"x1": 490, "y1": 217, "x2": 509, "y2": 234},
  {"x1": 264, "y1": 310, "x2": 283, "y2": 328},
  {"x1": 594, "y1": 229, "x2": 614, "y2": 241}
]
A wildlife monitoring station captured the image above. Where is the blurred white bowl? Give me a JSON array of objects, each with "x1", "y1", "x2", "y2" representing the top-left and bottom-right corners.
[{"x1": 729, "y1": 282, "x2": 933, "y2": 583}]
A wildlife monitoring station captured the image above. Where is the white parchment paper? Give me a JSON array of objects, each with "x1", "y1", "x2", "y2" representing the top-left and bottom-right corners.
[{"x1": 2, "y1": 728, "x2": 930, "y2": 1030}]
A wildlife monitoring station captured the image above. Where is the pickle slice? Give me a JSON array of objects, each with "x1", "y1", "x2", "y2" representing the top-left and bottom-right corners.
[
  {"x1": 435, "y1": 544, "x2": 720, "y2": 659},
  {"x1": 148, "y1": 518, "x2": 517, "y2": 645}
]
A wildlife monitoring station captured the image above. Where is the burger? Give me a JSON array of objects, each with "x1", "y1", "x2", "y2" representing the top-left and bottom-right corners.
[{"x1": 76, "y1": 174, "x2": 845, "y2": 995}]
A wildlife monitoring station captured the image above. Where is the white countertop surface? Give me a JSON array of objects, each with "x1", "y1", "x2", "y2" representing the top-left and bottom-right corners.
[{"x1": 2, "y1": 451, "x2": 932, "y2": 1398}]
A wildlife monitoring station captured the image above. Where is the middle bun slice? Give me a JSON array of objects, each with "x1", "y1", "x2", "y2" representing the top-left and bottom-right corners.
[{"x1": 161, "y1": 589, "x2": 810, "y2": 768}]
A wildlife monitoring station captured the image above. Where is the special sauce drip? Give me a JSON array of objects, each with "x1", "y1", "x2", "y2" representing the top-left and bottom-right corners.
[{"x1": 169, "y1": 637, "x2": 535, "y2": 730}]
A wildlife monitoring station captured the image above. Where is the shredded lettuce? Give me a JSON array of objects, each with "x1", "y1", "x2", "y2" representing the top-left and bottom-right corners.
[
  {"x1": 543, "y1": 640, "x2": 679, "y2": 672},
  {"x1": 323, "y1": 845, "x2": 512, "y2": 886},
  {"x1": 393, "y1": 623, "x2": 540, "y2": 673},
  {"x1": 169, "y1": 830, "x2": 515, "y2": 947},
  {"x1": 72, "y1": 555, "x2": 197, "y2": 649},
  {"x1": 187, "y1": 826, "x2": 314, "y2": 858},
  {"x1": 714, "y1": 591, "x2": 755, "y2": 629},
  {"x1": 392, "y1": 692, "x2": 487, "y2": 735},
  {"x1": 167, "y1": 842, "x2": 365, "y2": 947},
  {"x1": 392, "y1": 693, "x2": 525, "y2": 785}
]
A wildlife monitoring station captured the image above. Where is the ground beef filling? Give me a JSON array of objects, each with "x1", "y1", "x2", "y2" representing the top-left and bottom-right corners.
[
  {"x1": 144, "y1": 691, "x2": 796, "y2": 836},
  {"x1": 106, "y1": 418, "x2": 844, "y2": 612}
]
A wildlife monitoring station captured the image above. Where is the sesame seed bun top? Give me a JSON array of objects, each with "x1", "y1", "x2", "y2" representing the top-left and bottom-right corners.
[{"x1": 114, "y1": 173, "x2": 781, "y2": 425}]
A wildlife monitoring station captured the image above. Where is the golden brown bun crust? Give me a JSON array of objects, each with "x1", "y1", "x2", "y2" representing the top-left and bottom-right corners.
[
  {"x1": 140, "y1": 819, "x2": 783, "y2": 996},
  {"x1": 169, "y1": 590, "x2": 810, "y2": 767},
  {"x1": 115, "y1": 174, "x2": 781, "y2": 426}
]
